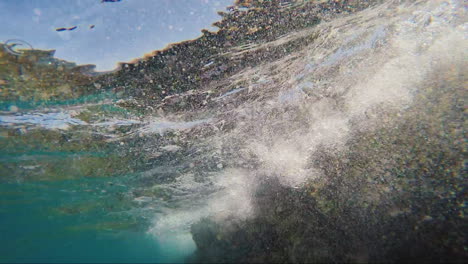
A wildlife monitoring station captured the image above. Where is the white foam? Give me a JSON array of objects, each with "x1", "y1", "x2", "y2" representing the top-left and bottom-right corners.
[
  {"x1": 0, "y1": 112, "x2": 87, "y2": 130},
  {"x1": 147, "y1": 0, "x2": 467, "y2": 245},
  {"x1": 138, "y1": 118, "x2": 212, "y2": 136}
]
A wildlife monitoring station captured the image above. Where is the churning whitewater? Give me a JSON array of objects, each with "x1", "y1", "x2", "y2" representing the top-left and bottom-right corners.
[{"x1": 150, "y1": 0, "x2": 466, "y2": 254}]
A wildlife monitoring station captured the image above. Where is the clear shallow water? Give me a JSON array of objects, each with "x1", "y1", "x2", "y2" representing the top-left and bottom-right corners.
[
  {"x1": 0, "y1": 175, "x2": 196, "y2": 263},
  {"x1": 0, "y1": 94, "x2": 199, "y2": 262}
]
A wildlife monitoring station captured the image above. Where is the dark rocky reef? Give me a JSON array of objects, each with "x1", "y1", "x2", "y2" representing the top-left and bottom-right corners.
[
  {"x1": 0, "y1": 0, "x2": 376, "y2": 109},
  {"x1": 188, "y1": 59, "x2": 467, "y2": 262},
  {"x1": 101, "y1": 0, "x2": 377, "y2": 111}
]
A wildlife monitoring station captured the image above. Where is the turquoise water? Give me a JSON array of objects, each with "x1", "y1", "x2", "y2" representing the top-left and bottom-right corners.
[
  {"x1": 0, "y1": 92, "x2": 120, "y2": 112},
  {"x1": 0, "y1": 94, "x2": 196, "y2": 263},
  {"x1": 0, "y1": 177, "x2": 195, "y2": 263}
]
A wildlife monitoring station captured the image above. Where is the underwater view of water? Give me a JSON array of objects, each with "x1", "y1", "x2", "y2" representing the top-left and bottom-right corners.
[
  {"x1": 0, "y1": 97, "x2": 197, "y2": 263},
  {"x1": 1, "y1": 0, "x2": 467, "y2": 263}
]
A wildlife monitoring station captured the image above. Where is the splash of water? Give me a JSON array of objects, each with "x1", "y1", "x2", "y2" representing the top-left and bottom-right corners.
[{"x1": 147, "y1": 0, "x2": 467, "y2": 256}]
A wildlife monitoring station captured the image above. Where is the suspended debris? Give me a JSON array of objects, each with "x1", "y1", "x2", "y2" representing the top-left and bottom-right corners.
[{"x1": 55, "y1": 26, "x2": 78, "y2": 32}]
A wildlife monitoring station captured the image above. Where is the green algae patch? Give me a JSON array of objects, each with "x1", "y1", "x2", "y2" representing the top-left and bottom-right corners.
[
  {"x1": 0, "y1": 128, "x2": 106, "y2": 154},
  {"x1": 74, "y1": 103, "x2": 139, "y2": 123},
  {"x1": 0, "y1": 153, "x2": 135, "y2": 181}
]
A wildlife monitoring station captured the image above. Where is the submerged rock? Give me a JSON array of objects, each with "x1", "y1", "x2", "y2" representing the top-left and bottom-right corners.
[{"x1": 186, "y1": 0, "x2": 467, "y2": 263}]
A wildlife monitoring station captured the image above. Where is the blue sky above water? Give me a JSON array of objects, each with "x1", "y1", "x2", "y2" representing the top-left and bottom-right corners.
[{"x1": 0, "y1": 0, "x2": 233, "y2": 71}]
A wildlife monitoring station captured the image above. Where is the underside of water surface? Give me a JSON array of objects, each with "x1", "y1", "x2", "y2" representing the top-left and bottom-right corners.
[{"x1": 0, "y1": 0, "x2": 467, "y2": 263}]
